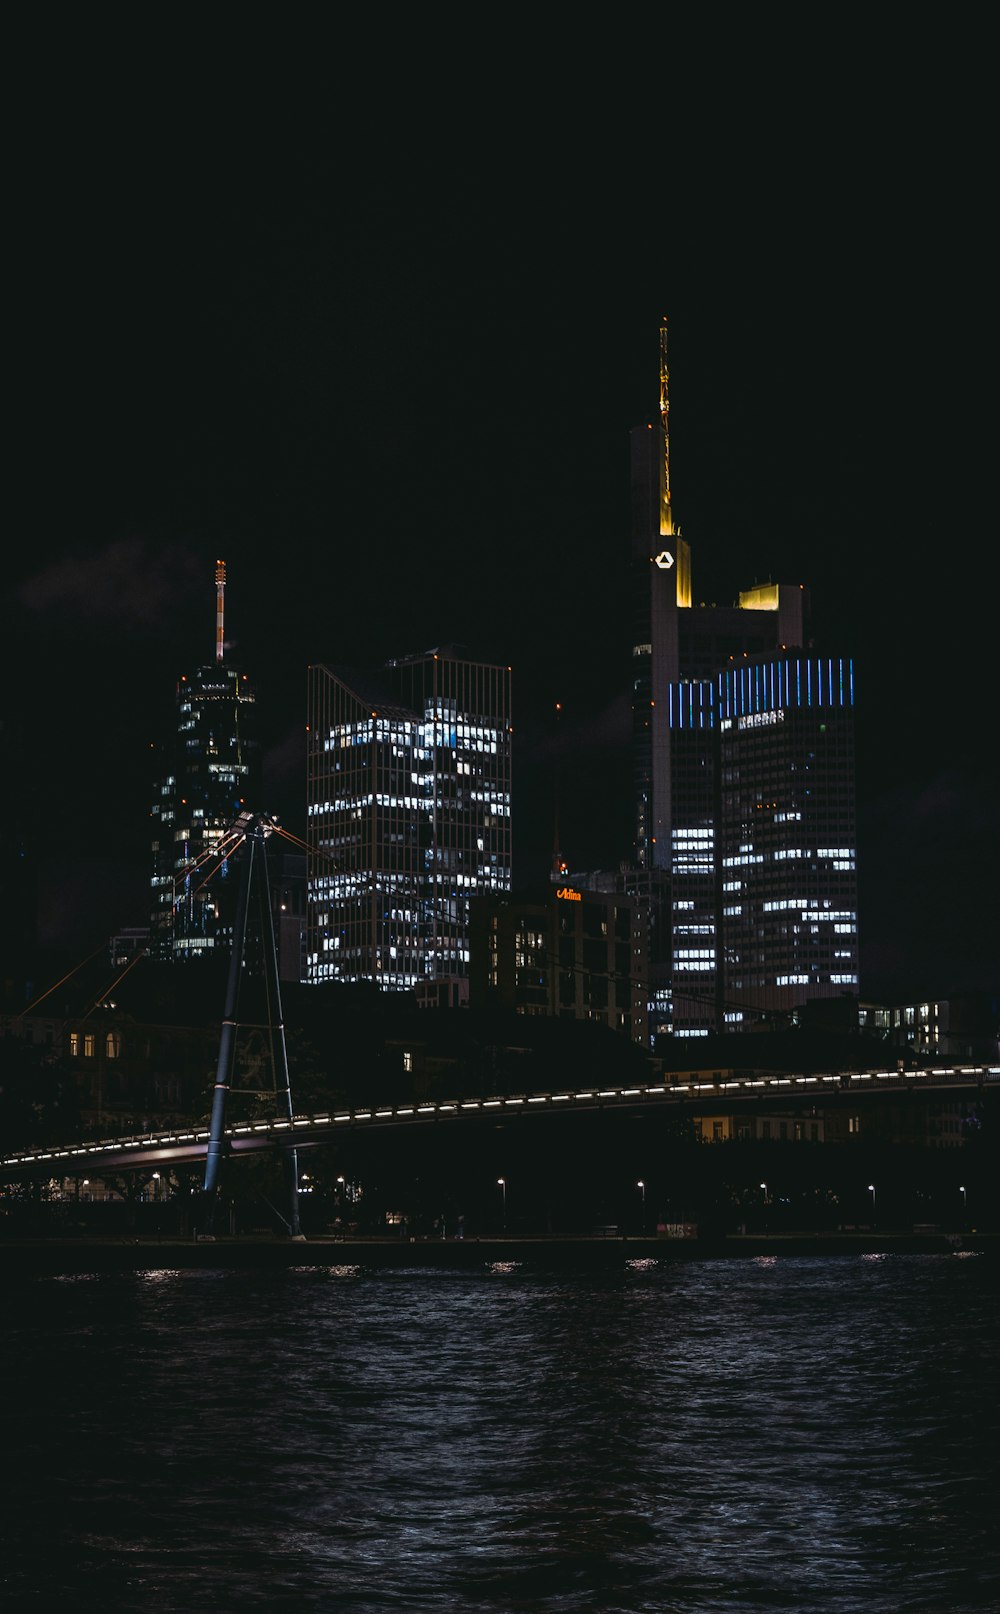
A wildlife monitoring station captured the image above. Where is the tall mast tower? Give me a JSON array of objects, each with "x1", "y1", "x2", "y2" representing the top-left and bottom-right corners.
[
  {"x1": 659, "y1": 318, "x2": 674, "y2": 539},
  {"x1": 215, "y1": 559, "x2": 226, "y2": 663}
]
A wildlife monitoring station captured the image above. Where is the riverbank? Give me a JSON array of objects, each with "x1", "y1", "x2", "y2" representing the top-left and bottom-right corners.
[{"x1": 2, "y1": 1228, "x2": 996, "y2": 1275}]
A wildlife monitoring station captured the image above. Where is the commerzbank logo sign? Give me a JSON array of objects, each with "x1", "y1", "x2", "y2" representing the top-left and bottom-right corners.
[{"x1": 738, "y1": 710, "x2": 785, "y2": 731}]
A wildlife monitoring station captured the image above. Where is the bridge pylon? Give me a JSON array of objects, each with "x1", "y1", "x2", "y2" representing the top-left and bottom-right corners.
[{"x1": 199, "y1": 812, "x2": 305, "y2": 1241}]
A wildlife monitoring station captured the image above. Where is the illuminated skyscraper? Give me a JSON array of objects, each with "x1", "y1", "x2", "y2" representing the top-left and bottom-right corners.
[
  {"x1": 631, "y1": 322, "x2": 858, "y2": 1037},
  {"x1": 306, "y1": 646, "x2": 512, "y2": 992},
  {"x1": 149, "y1": 561, "x2": 261, "y2": 961}
]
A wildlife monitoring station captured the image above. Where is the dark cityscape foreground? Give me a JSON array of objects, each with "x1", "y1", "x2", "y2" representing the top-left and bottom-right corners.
[
  {"x1": 4, "y1": 1061, "x2": 997, "y2": 1270},
  {"x1": 3, "y1": 965, "x2": 998, "y2": 1258}
]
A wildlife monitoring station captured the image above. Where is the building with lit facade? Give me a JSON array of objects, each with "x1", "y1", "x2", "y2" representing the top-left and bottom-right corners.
[
  {"x1": 149, "y1": 562, "x2": 261, "y2": 961},
  {"x1": 858, "y1": 994, "x2": 1000, "y2": 1065},
  {"x1": 631, "y1": 323, "x2": 859, "y2": 1039},
  {"x1": 469, "y1": 878, "x2": 650, "y2": 1044},
  {"x1": 306, "y1": 646, "x2": 512, "y2": 991}
]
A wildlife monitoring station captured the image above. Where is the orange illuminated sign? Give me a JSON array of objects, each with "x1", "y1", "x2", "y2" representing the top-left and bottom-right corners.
[{"x1": 556, "y1": 886, "x2": 582, "y2": 902}]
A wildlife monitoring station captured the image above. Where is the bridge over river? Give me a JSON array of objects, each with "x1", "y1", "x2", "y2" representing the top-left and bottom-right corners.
[
  {"x1": 8, "y1": 817, "x2": 996, "y2": 1238},
  {"x1": 4, "y1": 1061, "x2": 997, "y2": 1182}
]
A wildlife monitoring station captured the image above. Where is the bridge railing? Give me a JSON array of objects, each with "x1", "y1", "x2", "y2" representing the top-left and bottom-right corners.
[{"x1": 2, "y1": 1064, "x2": 998, "y2": 1178}]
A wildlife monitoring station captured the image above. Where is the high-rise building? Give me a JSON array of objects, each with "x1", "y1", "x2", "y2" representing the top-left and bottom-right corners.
[
  {"x1": 150, "y1": 561, "x2": 261, "y2": 961},
  {"x1": 306, "y1": 645, "x2": 512, "y2": 991},
  {"x1": 469, "y1": 877, "x2": 651, "y2": 1045},
  {"x1": 631, "y1": 322, "x2": 859, "y2": 1038}
]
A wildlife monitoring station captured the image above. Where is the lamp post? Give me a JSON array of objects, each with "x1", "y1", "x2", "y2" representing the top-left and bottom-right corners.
[
  {"x1": 959, "y1": 1185, "x2": 967, "y2": 1210},
  {"x1": 152, "y1": 1172, "x2": 161, "y2": 1202},
  {"x1": 637, "y1": 1180, "x2": 645, "y2": 1234},
  {"x1": 868, "y1": 1184, "x2": 876, "y2": 1215},
  {"x1": 497, "y1": 1177, "x2": 506, "y2": 1233}
]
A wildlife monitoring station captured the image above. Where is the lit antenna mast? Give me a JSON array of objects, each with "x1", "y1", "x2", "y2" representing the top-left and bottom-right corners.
[
  {"x1": 659, "y1": 318, "x2": 674, "y2": 538},
  {"x1": 215, "y1": 559, "x2": 226, "y2": 662},
  {"x1": 551, "y1": 702, "x2": 568, "y2": 879}
]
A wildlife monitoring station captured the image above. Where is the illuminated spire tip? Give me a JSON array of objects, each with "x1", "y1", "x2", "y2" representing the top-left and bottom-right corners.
[{"x1": 215, "y1": 560, "x2": 226, "y2": 663}]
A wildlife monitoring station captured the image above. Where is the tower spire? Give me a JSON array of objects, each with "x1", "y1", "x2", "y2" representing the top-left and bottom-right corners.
[
  {"x1": 659, "y1": 318, "x2": 673, "y2": 537},
  {"x1": 215, "y1": 559, "x2": 226, "y2": 662},
  {"x1": 551, "y1": 701, "x2": 568, "y2": 879}
]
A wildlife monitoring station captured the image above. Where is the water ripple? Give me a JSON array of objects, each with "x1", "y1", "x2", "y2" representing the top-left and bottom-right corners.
[{"x1": 3, "y1": 1253, "x2": 997, "y2": 1613}]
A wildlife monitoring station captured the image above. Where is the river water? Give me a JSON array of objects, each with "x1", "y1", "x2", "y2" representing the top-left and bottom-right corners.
[{"x1": 2, "y1": 1251, "x2": 997, "y2": 1613}]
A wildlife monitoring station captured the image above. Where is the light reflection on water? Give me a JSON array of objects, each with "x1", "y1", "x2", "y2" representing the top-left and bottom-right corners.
[{"x1": 3, "y1": 1254, "x2": 998, "y2": 1614}]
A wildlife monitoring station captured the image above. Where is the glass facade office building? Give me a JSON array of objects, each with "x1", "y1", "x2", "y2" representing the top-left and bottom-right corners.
[
  {"x1": 149, "y1": 563, "x2": 260, "y2": 962},
  {"x1": 632, "y1": 324, "x2": 859, "y2": 1038},
  {"x1": 307, "y1": 647, "x2": 512, "y2": 989},
  {"x1": 149, "y1": 667, "x2": 260, "y2": 961},
  {"x1": 664, "y1": 650, "x2": 857, "y2": 1034}
]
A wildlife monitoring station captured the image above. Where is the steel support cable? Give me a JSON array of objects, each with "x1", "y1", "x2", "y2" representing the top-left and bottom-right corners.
[
  {"x1": 81, "y1": 948, "x2": 150, "y2": 1022},
  {"x1": 169, "y1": 829, "x2": 246, "y2": 906},
  {"x1": 168, "y1": 828, "x2": 243, "y2": 894},
  {"x1": 17, "y1": 943, "x2": 114, "y2": 1017}
]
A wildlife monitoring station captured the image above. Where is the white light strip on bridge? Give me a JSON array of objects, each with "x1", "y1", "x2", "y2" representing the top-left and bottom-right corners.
[{"x1": 3, "y1": 1066, "x2": 999, "y2": 1171}]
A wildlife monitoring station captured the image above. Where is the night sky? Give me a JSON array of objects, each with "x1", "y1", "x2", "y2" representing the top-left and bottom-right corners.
[{"x1": 4, "y1": 38, "x2": 995, "y2": 1005}]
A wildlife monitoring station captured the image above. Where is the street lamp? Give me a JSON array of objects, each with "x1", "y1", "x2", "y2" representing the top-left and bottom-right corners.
[
  {"x1": 152, "y1": 1171, "x2": 161, "y2": 1202},
  {"x1": 959, "y1": 1185, "x2": 967, "y2": 1208},
  {"x1": 760, "y1": 1182, "x2": 768, "y2": 1203},
  {"x1": 497, "y1": 1177, "x2": 506, "y2": 1232},
  {"x1": 868, "y1": 1184, "x2": 876, "y2": 1211},
  {"x1": 636, "y1": 1179, "x2": 646, "y2": 1234}
]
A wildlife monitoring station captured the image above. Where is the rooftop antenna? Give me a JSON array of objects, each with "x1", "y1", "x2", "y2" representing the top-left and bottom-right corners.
[
  {"x1": 657, "y1": 317, "x2": 690, "y2": 606},
  {"x1": 659, "y1": 318, "x2": 674, "y2": 538},
  {"x1": 215, "y1": 559, "x2": 227, "y2": 662},
  {"x1": 551, "y1": 702, "x2": 568, "y2": 879}
]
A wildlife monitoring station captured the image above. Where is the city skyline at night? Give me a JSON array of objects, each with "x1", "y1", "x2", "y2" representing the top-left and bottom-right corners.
[
  {"x1": 3, "y1": 39, "x2": 997, "y2": 1614},
  {"x1": 3, "y1": 133, "x2": 994, "y2": 1009},
  {"x1": 3, "y1": 299, "x2": 993, "y2": 1013}
]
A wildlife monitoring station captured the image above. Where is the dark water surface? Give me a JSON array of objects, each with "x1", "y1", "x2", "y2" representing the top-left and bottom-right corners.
[{"x1": 3, "y1": 1252, "x2": 998, "y2": 1613}]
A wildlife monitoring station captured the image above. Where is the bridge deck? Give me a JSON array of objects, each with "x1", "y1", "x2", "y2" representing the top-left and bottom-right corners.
[{"x1": 4, "y1": 1064, "x2": 998, "y2": 1179}]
